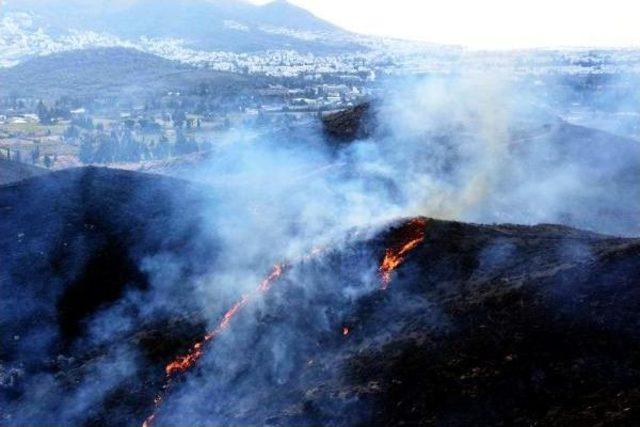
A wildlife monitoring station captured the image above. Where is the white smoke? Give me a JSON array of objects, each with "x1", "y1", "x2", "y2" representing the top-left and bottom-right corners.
[{"x1": 3, "y1": 71, "x2": 639, "y2": 425}]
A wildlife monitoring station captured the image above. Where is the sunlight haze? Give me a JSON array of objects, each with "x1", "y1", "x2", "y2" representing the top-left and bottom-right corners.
[{"x1": 252, "y1": 0, "x2": 640, "y2": 49}]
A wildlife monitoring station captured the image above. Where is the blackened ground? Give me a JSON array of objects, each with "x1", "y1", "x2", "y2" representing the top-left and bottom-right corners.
[
  {"x1": 151, "y1": 220, "x2": 640, "y2": 427},
  {"x1": 0, "y1": 167, "x2": 215, "y2": 424},
  {"x1": 322, "y1": 102, "x2": 376, "y2": 143},
  {"x1": 0, "y1": 157, "x2": 48, "y2": 185},
  {"x1": 343, "y1": 220, "x2": 640, "y2": 426},
  {"x1": 0, "y1": 167, "x2": 217, "y2": 349},
  {"x1": 1, "y1": 168, "x2": 640, "y2": 426}
]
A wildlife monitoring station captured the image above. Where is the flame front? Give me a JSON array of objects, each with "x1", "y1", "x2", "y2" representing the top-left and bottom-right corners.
[
  {"x1": 258, "y1": 263, "x2": 285, "y2": 293},
  {"x1": 379, "y1": 218, "x2": 427, "y2": 289},
  {"x1": 143, "y1": 219, "x2": 426, "y2": 425},
  {"x1": 164, "y1": 294, "x2": 250, "y2": 376},
  {"x1": 143, "y1": 264, "x2": 286, "y2": 426}
]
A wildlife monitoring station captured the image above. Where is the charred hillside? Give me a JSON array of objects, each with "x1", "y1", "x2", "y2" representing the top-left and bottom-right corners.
[
  {"x1": 0, "y1": 167, "x2": 216, "y2": 352},
  {"x1": 1, "y1": 168, "x2": 640, "y2": 426},
  {"x1": 322, "y1": 102, "x2": 377, "y2": 142},
  {"x1": 0, "y1": 157, "x2": 48, "y2": 185}
]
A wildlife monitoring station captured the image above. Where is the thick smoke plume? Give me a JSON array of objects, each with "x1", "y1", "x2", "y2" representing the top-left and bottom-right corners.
[{"x1": 2, "y1": 73, "x2": 638, "y2": 425}]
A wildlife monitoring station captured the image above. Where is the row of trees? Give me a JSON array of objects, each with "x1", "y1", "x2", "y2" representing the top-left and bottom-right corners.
[
  {"x1": 77, "y1": 129, "x2": 208, "y2": 164},
  {"x1": 36, "y1": 101, "x2": 72, "y2": 125},
  {"x1": 1, "y1": 145, "x2": 57, "y2": 168}
]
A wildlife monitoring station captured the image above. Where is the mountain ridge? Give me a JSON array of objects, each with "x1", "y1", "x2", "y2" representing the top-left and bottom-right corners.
[
  {"x1": 2, "y1": 0, "x2": 361, "y2": 57},
  {"x1": 0, "y1": 47, "x2": 254, "y2": 98}
]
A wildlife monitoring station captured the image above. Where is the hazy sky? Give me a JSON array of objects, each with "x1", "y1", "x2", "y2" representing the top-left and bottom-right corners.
[{"x1": 253, "y1": 0, "x2": 640, "y2": 49}]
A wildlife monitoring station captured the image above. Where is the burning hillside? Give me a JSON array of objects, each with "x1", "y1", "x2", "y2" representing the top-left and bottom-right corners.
[
  {"x1": 143, "y1": 218, "x2": 428, "y2": 425},
  {"x1": 2, "y1": 168, "x2": 640, "y2": 426},
  {"x1": 378, "y1": 218, "x2": 427, "y2": 289}
]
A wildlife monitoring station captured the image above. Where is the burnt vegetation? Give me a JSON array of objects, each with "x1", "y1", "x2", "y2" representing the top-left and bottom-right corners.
[
  {"x1": 1, "y1": 168, "x2": 639, "y2": 425},
  {"x1": 322, "y1": 102, "x2": 377, "y2": 143}
]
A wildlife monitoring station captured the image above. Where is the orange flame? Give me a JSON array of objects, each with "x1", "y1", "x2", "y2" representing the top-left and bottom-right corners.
[
  {"x1": 379, "y1": 218, "x2": 427, "y2": 290},
  {"x1": 258, "y1": 263, "x2": 285, "y2": 293},
  {"x1": 164, "y1": 264, "x2": 285, "y2": 378},
  {"x1": 144, "y1": 263, "x2": 286, "y2": 426},
  {"x1": 165, "y1": 294, "x2": 249, "y2": 376},
  {"x1": 144, "y1": 218, "x2": 426, "y2": 426},
  {"x1": 142, "y1": 413, "x2": 155, "y2": 427}
]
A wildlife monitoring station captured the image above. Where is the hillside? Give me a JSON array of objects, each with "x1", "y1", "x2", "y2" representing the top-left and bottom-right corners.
[
  {"x1": 3, "y1": 0, "x2": 361, "y2": 55},
  {"x1": 322, "y1": 103, "x2": 640, "y2": 236},
  {"x1": 0, "y1": 158, "x2": 48, "y2": 185},
  {"x1": 322, "y1": 102, "x2": 377, "y2": 142},
  {"x1": 0, "y1": 47, "x2": 254, "y2": 98},
  {"x1": 1, "y1": 167, "x2": 639, "y2": 425}
]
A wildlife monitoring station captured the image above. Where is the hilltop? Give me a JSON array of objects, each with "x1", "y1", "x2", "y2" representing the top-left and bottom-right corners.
[
  {"x1": 0, "y1": 158, "x2": 48, "y2": 185},
  {"x1": 0, "y1": 47, "x2": 253, "y2": 98},
  {"x1": 1, "y1": 167, "x2": 639, "y2": 425},
  {"x1": 3, "y1": 0, "x2": 362, "y2": 59}
]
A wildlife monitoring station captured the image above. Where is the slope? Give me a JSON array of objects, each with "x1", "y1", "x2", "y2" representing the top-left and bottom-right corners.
[
  {"x1": 0, "y1": 167, "x2": 639, "y2": 425},
  {"x1": 0, "y1": 47, "x2": 253, "y2": 98}
]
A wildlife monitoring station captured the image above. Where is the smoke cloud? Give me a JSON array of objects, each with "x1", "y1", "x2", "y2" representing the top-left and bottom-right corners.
[{"x1": 2, "y1": 72, "x2": 638, "y2": 425}]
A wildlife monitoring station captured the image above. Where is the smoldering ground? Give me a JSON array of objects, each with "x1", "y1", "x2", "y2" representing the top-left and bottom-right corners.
[{"x1": 1, "y1": 73, "x2": 639, "y2": 425}]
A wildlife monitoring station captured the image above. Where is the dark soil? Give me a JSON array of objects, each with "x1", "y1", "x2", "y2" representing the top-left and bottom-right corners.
[{"x1": 1, "y1": 168, "x2": 639, "y2": 426}]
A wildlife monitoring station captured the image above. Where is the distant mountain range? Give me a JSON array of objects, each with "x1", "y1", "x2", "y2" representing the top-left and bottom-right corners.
[
  {"x1": 0, "y1": 0, "x2": 366, "y2": 67},
  {"x1": 0, "y1": 47, "x2": 255, "y2": 98}
]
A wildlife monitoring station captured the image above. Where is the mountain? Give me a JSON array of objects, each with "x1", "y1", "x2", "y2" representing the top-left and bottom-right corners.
[
  {"x1": 0, "y1": 47, "x2": 254, "y2": 98},
  {"x1": 1, "y1": 167, "x2": 639, "y2": 425},
  {"x1": 2, "y1": 0, "x2": 362, "y2": 61}
]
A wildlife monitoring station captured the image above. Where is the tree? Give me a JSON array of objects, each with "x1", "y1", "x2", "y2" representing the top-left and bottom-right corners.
[
  {"x1": 64, "y1": 125, "x2": 80, "y2": 140},
  {"x1": 79, "y1": 136, "x2": 94, "y2": 164},
  {"x1": 31, "y1": 144, "x2": 40, "y2": 164},
  {"x1": 36, "y1": 101, "x2": 50, "y2": 124},
  {"x1": 153, "y1": 134, "x2": 171, "y2": 160},
  {"x1": 72, "y1": 115, "x2": 93, "y2": 129},
  {"x1": 174, "y1": 129, "x2": 198, "y2": 156}
]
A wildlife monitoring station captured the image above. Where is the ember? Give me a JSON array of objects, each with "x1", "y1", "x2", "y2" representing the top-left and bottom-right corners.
[{"x1": 379, "y1": 218, "x2": 427, "y2": 289}]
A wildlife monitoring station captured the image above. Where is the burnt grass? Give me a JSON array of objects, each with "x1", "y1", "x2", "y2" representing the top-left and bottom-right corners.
[
  {"x1": 341, "y1": 221, "x2": 640, "y2": 426},
  {"x1": 322, "y1": 102, "x2": 376, "y2": 143},
  {"x1": 0, "y1": 167, "x2": 215, "y2": 424},
  {"x1": 1, "y1": 168, "x2": 640, "y2": 426}
]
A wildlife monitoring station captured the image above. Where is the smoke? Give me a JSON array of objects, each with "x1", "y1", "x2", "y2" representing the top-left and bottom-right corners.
[
  {"x1": 2, "y1": 71, "x2": 639, "y2": 425},
  {"x1": 133, "y1": 72, "x2": 638, "y2": 424},
  {"x1": 364, "y1": 75, "x2": 639, "y2": 235}
]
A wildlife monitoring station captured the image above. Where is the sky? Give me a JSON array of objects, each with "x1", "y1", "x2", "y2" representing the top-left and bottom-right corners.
[{"x1": 253, "y1": 0, "x2": 640, "y2": 50}]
